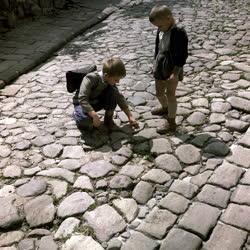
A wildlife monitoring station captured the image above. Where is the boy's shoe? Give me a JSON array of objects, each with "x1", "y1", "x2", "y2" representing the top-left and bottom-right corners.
[
  {"x1": 104, "y1": 112, "x2": 115, "y2": 132},
  {"x1": 151, "y1": 107, "x2": 168, "y2": 116},
  {"x1": 157, "y1": 118, "x2": 177, "y2": 134}
]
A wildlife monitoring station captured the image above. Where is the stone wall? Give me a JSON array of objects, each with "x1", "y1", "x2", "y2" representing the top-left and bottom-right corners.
[{"x1": 0, "y1": 0, "x2": 67, "y2": 29}]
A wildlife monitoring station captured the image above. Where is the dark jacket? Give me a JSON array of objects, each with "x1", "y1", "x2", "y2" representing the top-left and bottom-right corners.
[{"x1": 154, "y1": 26, "x2": 188, "y2": 67}]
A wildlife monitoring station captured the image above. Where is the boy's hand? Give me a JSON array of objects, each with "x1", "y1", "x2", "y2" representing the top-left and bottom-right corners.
[
  {"x1": 93, "y1": 115, "x2": 101, "y2": 128},
  {"x1": 129, "y1": 116, "x2": 139, "y2": 129}
]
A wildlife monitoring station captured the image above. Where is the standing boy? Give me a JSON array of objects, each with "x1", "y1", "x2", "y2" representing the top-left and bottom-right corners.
[
  {"x1": 149, "y1": 5, "x2": 188, "y2": 132},
  {"x1": 73, "y1": 57, "x2": 138, "y2": 132}
]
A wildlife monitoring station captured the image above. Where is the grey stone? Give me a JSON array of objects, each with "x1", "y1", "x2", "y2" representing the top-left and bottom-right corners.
[
  {"x1": 73, "y1": 176, "x2": 94, "y2": 191},
  {"x1": 112, "y1": 198, "x2": 139, "y2": 222},
  {"x1": 175, "y1": 144, "x2": 200, "y2": 164},
  {"x1": 169, "y1": 179, "x2": 198, "y2": 199},
  {"x1": 240, "y1": 169, "x2": 250, "y2": 184},
  {"x1": 111, "y1": 155, "x2": 128, "y2": 166},
  {"x1": 61, "y1": 146, "x2": 85, "y2": 159},
  {"x1": 46, "y1": 179, "x2": 68, "y2": 200},
  {"x1": 192, "y1": 98, "x2": 209, "y2": 108},
  {"x1": 121, "y1": 231, "x2": 159, "y2": 250},
  {"x1": 24, "y1": 195, "x2": 55, "y2": 227},
  {"x1": 18, "y1": 238, "x2": 35, "y2": 250},
  {"x1": 3, "y1": 165, "x2": 22, "y2": 178},
  {"x1": 151, "y1": 138, "x2": 172, "y2": 155},
  {"x1": 187, "y1": 111, "x2": 206, "y2": 125},
  {"x1": 16, "y1": 179, "x2": 47, "y2": 197},
  {"x1": 0, "y1": 196, "x2": 23, "y2": 229},
  {"x1": 160, "y1": 228, "x2": 202, "y2": 250},
  {"x1": 61, "y1": 235, "x2": 104, "y2": 250},
  {"x1": 37, "y1": 168, "x2": 75, "y2": 183},
  {"x1": 132, "y1": 181, "x2": 154, "y2": 204},
  {"x1": 84, "y1": 204, "x2": 126, "y2": 242},
  {"x1": 209, "y1": 113, "x2": 226, "y2": 124},
  {"x1": 208, "y1": 161, "x2": 244, "y2": 189},
  {"x1": 141, "y1": 169, "x2": 171, "y2": 184},
  {"x1": 238, "y1": 133, "x2": 250, "y2": 147},
  {"x1": 15, "y1": 140, "x2": 31, "y2": 150},
  {"x1": 178, "y1": 202, "x2": 221, "y2": 239},
  {"x1": 57, "y1": 192, "x2": 95, "y2": 218},
  {"x1": 137, "y1": 207, "x2": 177, "y2": 239},
  {"x1": 58, "y1": 159, "x2": 81, "y2": 170},
  {"x1": 54, "y1": 217, "x2": 80, "y2": 239},
  {"x1": 234, "y1": 63, "x2": 250, "y2": 72},
  {"x1": 115, "y1": 146, "x2": 133, "y2": 158},
  {"x1": 204, "y1": 141, "x2": 230, "y2": 156},
  {"x1": 31, "y1": 135, "x2": 55, "y2": 147},
  {"x1": 190, "y1": 133, "x2": 211, "y2": 147},
  {"x1": 222, "y1": 73, "x2": 240, "y2": 81},
  {"x1": 119, "y1": 164, "x2": 144, "y2": 179},
  {"x1": 184, "y1": 164, "x2": 200, "y2": 175},
  {"x1": 203, "y1": 223, "x2": 247, "y2": 250},
  {"x1": 0, "y1": 145, "x2": 11, "y2": 157},
  {"x1": 225, "y1": 119, "x2": 249, "y2": 132},
  {"x1": 155, "y1": 154, "x2": 182, "y2": 173},
  {"x1": 107, "y1": 238, "x2": 122, "y2": 250},
  {"x1": 197, "y1": 184, "x2": 231, "y2": 208},
  {"x1": 226, "y1": 145, "x2": 250, "y2": 168},
  {"x1": 231, "y1": 185, "x2": 250, "y2": 205},
  {"x1": 109, "y1": 175, "x2": 133, "y2": 189},
  {"x1": 211, "y1": 102, "x2": 231, "y2": 113},
  {"x1": 38, "y1": 236, "x2": 58, "y2": 250},
  {"x1": 221, "y1": 203, "x2": 250, "y2": 231},
  {"x1": 0, "y1": 85, "x2": 22, "y2": 96},
  {"x1": 227, "y1": 96, "x2": 250, "y2": 113},
  {"x1": 0, "y1": 231, "x2": 24, "y2": 247},
  {"x1": 159, "y1": 192, "x2": 189, "y2": 214},
  {"x1": 80, "y1": 160, "x2": 115, "y2": 178},
  {"x1": 27, "y1": 228, "x2": 50, "y2": 237}
]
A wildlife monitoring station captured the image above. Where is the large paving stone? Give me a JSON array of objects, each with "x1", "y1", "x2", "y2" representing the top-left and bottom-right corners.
[
  {"x1": 31, "y1": 135, "x2": 55, "y2": 147},
  {"x1": 141, "y1": 169, "x2": 171, "y2": 184},
  {"x1": 37, "y1": 168, "x2": 75, "y2": 183},
  {"x1": 54, "y1": 217, "x2": 80, "y2": 239},
  {"x1": 46, "y1": 179, "x2": 68, "y2": 200},
  {"x1": 203, "y1": 223, "x2": 247, "y2": 250},
  {"x1": 238, "y1": 133, "x2": 250, "y2": 148},
  {"x1": 73, "y1": 176, "x2": 93, "y2": 191},
  {"x1": 62, "y1": 235, "x2": 104, "y2": 250},
  {"x1": 208, "y1": 161, "x2": 244, "y2": 189},
  {"x1": 159, "y1": 192, "x2": 189, "y2": 214},
  {"x1": 0, "y1": 145, "x2": 11, "y2": 158},
  {"x1": 0, "y1": 231, "x2": 24, "y2": 247},
  {"x1": 240, "y1": 169, "x2": 250, "y2": 184},
  {"x1": 112, "y1": 198, "x2": 139, "y2": 222},
  {"x1": 121, "y1": 231, "x2": 159, "y2": 250},
  {"x1": 57, "y1": 192, "x2": 95, "y2": 218},
  {"x1": 221, "y1": 203, "x2": 250, "y2": 231},
  {"x1": 0, "y1": 196, "x2": 23, "y2": 229},
  {"x1": 80, "y1": 160, "x2": 115, "y2": 178},
  {"x1": 169, "y1": 179, "x2": 198, "y2": 199},
  {"x1": 61, "y1": 146, "x2": 85, "y2": 159},
  {"x1": 226, "y1": 145, "x2": 250, "y2": 168},
  {"x1": 109, "y1": 174, "x2": 133, "y2": 189},
  {"x1": 178, "y1": 202, "x2": 221, "y2": 239},
  {"x1": 132, "y1": 181, "x2": 154, "y2": 204},
  {"x1": 160, "y1": 228, "x2": 202, "y2": 250},
  {"x1": 197, "y1": 184, "x2": 231, "y2": 208},
  {"x1": 231, "y1": 185, "x2": 250, "y2": 205},
  {"x1": 175, "y1": 144, "x2": 200, "y2": 164},
  {"x1": 38, "y1": 235, "x2": 58, "y2": 250},
  {"x1": 137, "y1": 207, "x2": 177, "y2": 239},
  {"x1": 225, "y1": 119, "x2": 249, "y2": 132},
  {"x1": 155, "y1": 154, "x2": 182, "y2": 173},
  {"x1": 227, "y1": 96, "x2": 250, "y2": 113},
  {"x1": 58, "y1": 159, "x2": 81, "y2": 171},
  {"x1": 83, "y1": 204, "x2": 126, "y2": 242},
  {"x1": 24, "y1": 195, "x2": 55, "y2": 227},
  {"x1": 151, "y1": 138, "x2": 172, "y2": 155},
  {"x1": 119, "y1": 164, "x2": 144, "y2": 179},
  {"x1": 16, "y1": 179, "x2": 47, "y2": 197},
  {"x1": 3, "y1": 165, "x2": 22, "y2": 178},
  {"x1": 209, "y1": 113, "x2": 225, "y2": 124},
  {"x1": 42, "y1": 144, "x2": 63, "y2": 158},
  {"x1": 204, "y1": 141, "x2": 230, "y2": 156},
  {"x1": 18, "y1": 238, "x2": 35, "y2": 250},
  {"x1": 211, "y1": 102, "x2": 231, "y2": 113},
  {"x1": 187, "y1": 111, "x2": 206, "y2": 125}
]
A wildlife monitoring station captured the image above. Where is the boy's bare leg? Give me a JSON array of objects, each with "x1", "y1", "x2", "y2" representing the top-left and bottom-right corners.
[{"x1": 152, "y1": 79, "x2": 168, "y2": 115}]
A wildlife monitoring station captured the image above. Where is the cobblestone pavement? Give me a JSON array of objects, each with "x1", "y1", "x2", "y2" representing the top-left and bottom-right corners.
[{"x1": 0, "y1": 0, "x2": 250, "y2": 249}]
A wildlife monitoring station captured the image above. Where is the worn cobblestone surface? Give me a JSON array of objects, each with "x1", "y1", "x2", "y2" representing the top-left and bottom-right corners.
[{"x1": 0, "y1": 0, "x2": 249, "y2": 249}]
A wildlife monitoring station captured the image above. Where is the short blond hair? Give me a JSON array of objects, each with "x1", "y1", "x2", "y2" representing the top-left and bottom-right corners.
[
  {"x1": 102, "y1": 57, "x2": 126, "y2": 77},
  {"x1": 149, "y1": 5, "x2": 173, "y2": 23}
]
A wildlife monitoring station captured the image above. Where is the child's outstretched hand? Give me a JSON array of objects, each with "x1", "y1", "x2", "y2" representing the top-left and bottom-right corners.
[{"x1": 129, "y1": 116, "x2": 139, "y2": 129}]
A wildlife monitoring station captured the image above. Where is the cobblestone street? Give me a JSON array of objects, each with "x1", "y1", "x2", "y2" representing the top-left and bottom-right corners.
[{"x1": 0, "y1": 0, "x2": 250, "y2": 249}]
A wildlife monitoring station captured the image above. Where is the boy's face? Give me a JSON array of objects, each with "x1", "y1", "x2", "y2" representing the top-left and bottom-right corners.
[
  {"x1": 151, "y1": 17, "x2": 172, "y2": 32},
  {"x1": 104, "y1": 75, "x2": 123, "y2": 86}
]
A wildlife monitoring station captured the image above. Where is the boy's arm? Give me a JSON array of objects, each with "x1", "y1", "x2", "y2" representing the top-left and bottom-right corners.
[{"x1": 116, "y1": 91, "x2": 139, "y2": 128}]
